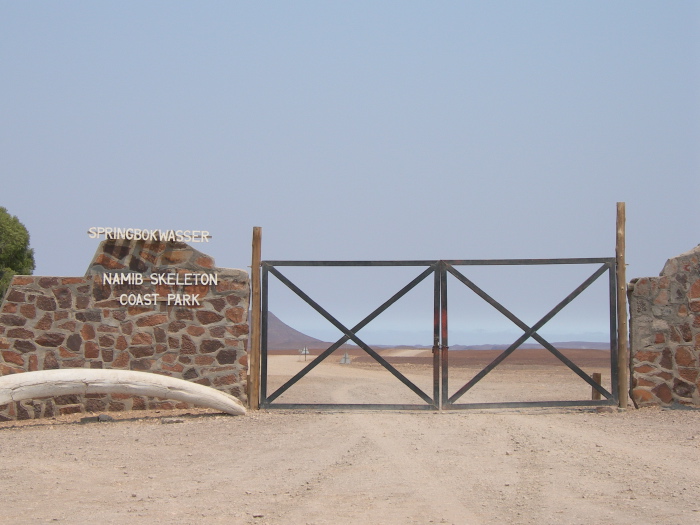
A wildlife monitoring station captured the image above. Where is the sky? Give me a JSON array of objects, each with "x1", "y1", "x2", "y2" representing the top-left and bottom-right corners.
[{"x1": 2, "y1": 2, "x2": 699, "y2": 345}]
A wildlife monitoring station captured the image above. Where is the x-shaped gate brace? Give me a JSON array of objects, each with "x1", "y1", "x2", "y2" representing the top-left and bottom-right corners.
[
  {"x1": 261, "y1": 261, "x2": 440, "y2": 410},
  {"x1": 439, "y1": 260, "x2": 618, "y2": 409},
  {"x1": 259, "y1": 258, "x2": 619, "y2": 410}
]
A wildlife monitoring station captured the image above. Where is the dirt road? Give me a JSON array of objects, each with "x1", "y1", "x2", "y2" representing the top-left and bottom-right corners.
[{"x1": 1, "y1": 356, "x2": 699, "y2": 524}]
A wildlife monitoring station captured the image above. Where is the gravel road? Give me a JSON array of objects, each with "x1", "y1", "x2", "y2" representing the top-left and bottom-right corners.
[{"x1": 1, "y1": 356, "x2": 699, "y2": 524}]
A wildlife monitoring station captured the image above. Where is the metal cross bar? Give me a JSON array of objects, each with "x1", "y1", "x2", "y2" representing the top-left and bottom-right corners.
[
  {"x1": 443, "y1": 258, "x2": 614, "y2": 265},
  {"x1": 263, "y1": 260, "x2": 438, "y2": 267},
  {"x1": 263, "y1": 264, "x2": 437, "y2": 406},
  {"x1": 446, "y1": 262, "x2": 611, "y2": 405}
]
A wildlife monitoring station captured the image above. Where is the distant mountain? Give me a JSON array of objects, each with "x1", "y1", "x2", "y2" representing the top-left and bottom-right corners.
[{"x1": 257, "y1": 311, "x2": 330, "y2": 350}]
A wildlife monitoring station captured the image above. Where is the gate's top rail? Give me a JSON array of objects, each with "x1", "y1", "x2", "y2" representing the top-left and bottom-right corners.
[{"x1": 263, "y1": 258, "x2": 615, "y2": 267}]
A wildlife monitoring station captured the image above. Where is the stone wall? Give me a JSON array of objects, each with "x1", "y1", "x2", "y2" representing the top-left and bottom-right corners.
[
  {"x1": 629, "y1": 245, "x2": 700, "y2": 406},
  {"x1": 0, "y1": 239, "x2": 249, "y2": 420}
]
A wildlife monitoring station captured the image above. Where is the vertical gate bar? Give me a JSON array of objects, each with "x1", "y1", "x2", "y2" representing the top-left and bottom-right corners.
[
  {"x1": 433, "y1": 265, "x2": 440, "y2": 408},
  {"x1": 609, "y1": 262, "x2": 620, "y2": 405},
  {"x1": 616, "y1": 202, "x2": 628, "y2": 408},
  {"x1": 260, "y1": 262, "x2": 269, "y2": 405},
  {"x1": 440, "y1": 262, "x2": 449, "y2": 409}
]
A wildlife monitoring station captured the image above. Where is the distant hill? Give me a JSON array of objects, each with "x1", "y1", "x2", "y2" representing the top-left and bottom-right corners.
[{"x1": 254, "y1": 311, "x2": 330, "y2": 350}]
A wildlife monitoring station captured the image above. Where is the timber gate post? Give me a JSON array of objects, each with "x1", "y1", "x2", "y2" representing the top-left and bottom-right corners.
[
  {"x1": 249, "y1": 227, "x2": 262, "y2": 410},
  {"x1": 616, "y1": 203, "x2": 629, "y2": 408}
]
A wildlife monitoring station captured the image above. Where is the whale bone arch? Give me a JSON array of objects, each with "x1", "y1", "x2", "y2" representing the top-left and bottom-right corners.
[{"x1": 0, "y1": 369, "x2": 246, "y2": 416}]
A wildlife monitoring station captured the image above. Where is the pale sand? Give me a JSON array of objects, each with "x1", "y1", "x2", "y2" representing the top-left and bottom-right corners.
[{"x1": 1, "y1": 356, "x2": 699, "y2": 524}]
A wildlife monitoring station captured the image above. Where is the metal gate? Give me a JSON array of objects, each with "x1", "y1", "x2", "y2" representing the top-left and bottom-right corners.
[{"x1": 260, "y1": 258, "x2": 618, "y2": 410}]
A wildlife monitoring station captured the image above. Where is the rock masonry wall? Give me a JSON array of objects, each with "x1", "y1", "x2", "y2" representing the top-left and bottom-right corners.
[
  {"x1": 0, "y1": 239, "x2": 249, "y2": 420},
  {"x1": 629, "y1": 245, "x2": 700, "y2": 406}
]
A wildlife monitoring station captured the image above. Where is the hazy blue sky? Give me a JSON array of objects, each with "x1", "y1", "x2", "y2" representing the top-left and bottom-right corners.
[{"x1": 2, "y1": 2, "x2": 698, "y2": 344}]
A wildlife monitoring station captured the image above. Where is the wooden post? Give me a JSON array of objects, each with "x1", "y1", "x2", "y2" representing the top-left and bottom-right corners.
[
  {"x1": 616, "y1": 203, "x2": 629, "y2": 408},
  {"x1": 591, "y1": 372, "x2": 602, "y2": 401},
  {"x1": 249, "y1": 227, "x2": 262, "y2": 410}
]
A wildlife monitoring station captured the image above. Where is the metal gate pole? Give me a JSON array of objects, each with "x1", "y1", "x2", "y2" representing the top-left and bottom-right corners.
[{"x1": 440, "y1": 262, "x2": 448, "y2": 409}]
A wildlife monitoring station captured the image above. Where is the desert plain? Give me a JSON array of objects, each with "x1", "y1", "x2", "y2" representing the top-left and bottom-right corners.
[{"x1": 1, "y1": 349, "x2": 699, "y2": 524}]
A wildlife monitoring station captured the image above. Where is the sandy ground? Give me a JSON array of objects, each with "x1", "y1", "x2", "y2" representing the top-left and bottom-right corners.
[{"x1": 1, "y1": 354, "x2": 700, "y2": 524}]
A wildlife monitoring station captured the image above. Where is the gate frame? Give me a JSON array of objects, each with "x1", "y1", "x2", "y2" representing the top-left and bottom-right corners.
[
  {"x1": 257, "y1": 258, "x2": 619, "y2": 410},
  {"x1": 260, "y1": 260, "x2": 441, "y2": 410},
  {"x1": 437, "y1": 258, "x2": 619, "y2": 410}
]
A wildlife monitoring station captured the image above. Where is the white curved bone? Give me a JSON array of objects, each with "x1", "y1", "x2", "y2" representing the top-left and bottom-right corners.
[{"x1": 0, "y1": 369, "x2": 246, "y2": 416}]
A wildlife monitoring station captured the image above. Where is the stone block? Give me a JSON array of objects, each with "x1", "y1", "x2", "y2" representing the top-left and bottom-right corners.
[
  {"x1": 7, "y1": 328, "x2": 35, "y2": 339},
  {"x1": 194, "y1": 355, "x2": 215, "y2": 365},
  {"x1": 38, "y1": 277, "x2": 59, "y2": 289},
  {"x1": 652, "y1": 382, "x2": 674, "y2": 404},
  {"x1": 97, "y1": 323, "x2": 119, "y2": 333},
  {"x1": 115, "y1": 335, "x2": 128, "y2": 351},
  {"x1": 180, "y1": 335, "x2": 196, "y2": 355},
  {"x1": 154, "y1": 327, "x2": 166, "y2": 343},
  {"x1": 98, "y1": 335, "x2": 115, "y2": 348},
  {"x1": 85, "y1": 341, "x2": 100, "y2": 359},
  {"x1": 674, "y1": 346, "x2": 696, "y2": 367},
  {"x1": 112, "y1": 351, "x2": 130, "y2": 368},
  {"x1": 175, "y1": 308, "x2": 194, "y2": 321},
  {"x1": 208, "y1": 326, "x2": 225, "y2": 338},
  {"x1": 216, "y1": 349, "x2": 237, "y2": 364},
  {"x1": 213, "y1": 374, "x2": 235, "y2": 386},
  {"x1": 225, "y1": 307, "x2": 246, "y2": 323},
  {"x1": 36, "y1": 333, "x2": 65, "y2": 347},
  {"x1": 59, "y1": 346, "x2": 79, "y2": 358},
  {"x1": 66, "y1": 333, "x2": 82, "y2": 352},
  {"x1": 168, "y1": 320, "x2": 186, "y2": 333},
  {"x1": 58, "y1": 405, "x2": 83, "y2": 416},
  {"x1": 161, "y1": 362, "x2": 184, "y2": 373},
  {"x1": 36, "y1": 296, "x2": 57, "y2": 311},
  {"x1": 659, "y1": 348, "x2": 673, "y2": 370},
  {"x1": 136, "y1": 314, "x2": 168, "y2": 327},
  {"x1": 186, "y1": 326, "x2": 206, "y2": 337},
  {"x1": 207, "y1": 298, "x2": 226, "y2": 312},
  {"x1": 43, "y1": 351, "x2": 59, "y2": 369},
  {"x1": 53, "y1": 288, "x2": 72, "y2": 309},
  {"x1": 632, "y1": 350, "x2": 661, "y2": 363},
  {"x1": 14, "y1": 340, "x2": 36, "y2": 353},
  {"x1": 2, "y1": 351, "x2": 25, "y2": 366},
  {"x1": 75, "y1": 310, "x2": 102, "y2": 322},
  {"x1": 1, "y1": 314, "x2": 26, "y2": 326},
  {"x1": 183, "y1": 368, "x2": 198, "y2": 380},
  {"x1": 679, "y1": 368, "x2": 699, "y2": 383},
  {"x1": 131, "y1": 332, "x2": 153, "y2": 345},
  {"x1": 5, "y1": 290, "x2": 26, "y2": 303},
  {"x1": 200, "y1": 340, "x2": 224, "y2": 353},
  {"x1": 672, "y1": 378, "x2": 696, "y2": 398},
  {"x1": 63, "y1": 359, "x2": 86, "y2": 367},
  {"x1": 196, "y1": 311, "x2": 223, "y2": 325},
  {"x1": 129, "y1": 346, "x2": 155, "y2": 358},
  {"x1": 19, "y1": 304, "x2": 36, "y2": 319},
  {"x1": 130, "y1": 359, "x2": 154, "y2": 371}
]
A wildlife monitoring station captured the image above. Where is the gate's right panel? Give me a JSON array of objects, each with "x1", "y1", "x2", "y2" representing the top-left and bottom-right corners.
[{"x1": 438, "y1": 259, "x2": 619, "y2": 409}]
